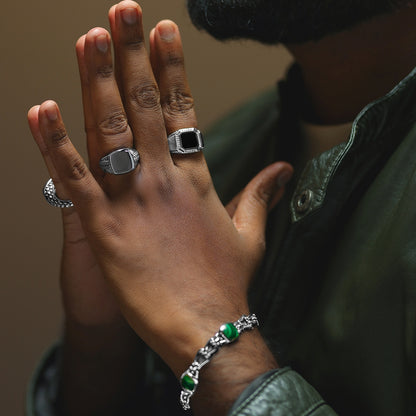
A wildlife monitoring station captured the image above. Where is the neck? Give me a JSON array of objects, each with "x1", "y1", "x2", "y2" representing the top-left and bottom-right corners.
[{"x1": 286, "y1": 5, "x2": 416, "y2": 125}]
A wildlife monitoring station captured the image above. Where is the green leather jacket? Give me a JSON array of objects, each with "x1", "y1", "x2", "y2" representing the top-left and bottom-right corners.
[
  {"x1": 206, "y1": 64, "x2": 416, "y2": 415},
  {"x1": 28, "y1": 65, "x2": 416, "y2": 415}
]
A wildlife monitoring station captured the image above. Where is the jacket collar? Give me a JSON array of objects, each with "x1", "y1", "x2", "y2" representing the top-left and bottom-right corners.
[{"x1": 279, "y1": 64, "x2": 416, "y2": 222}]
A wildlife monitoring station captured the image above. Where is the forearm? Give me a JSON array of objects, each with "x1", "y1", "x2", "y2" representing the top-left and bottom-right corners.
[{"x1": 57, "y1": 319, "x2": 144, "y2": 416}]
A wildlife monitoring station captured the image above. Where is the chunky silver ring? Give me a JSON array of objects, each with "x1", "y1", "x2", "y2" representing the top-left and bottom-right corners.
[
  {"x1": 167, "y1": 128, "x2": 204, "y2": 154},
  {"x1": 99, "y1": 148, "x2": 140, "y2": 175},
  {"x1": 43, "y1": 178, "x2": 74, "y2": 208}
]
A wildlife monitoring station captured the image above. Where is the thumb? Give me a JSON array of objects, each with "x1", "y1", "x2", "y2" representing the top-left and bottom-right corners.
[{"x1": 233, "y1": 162, "x2": 293, "y2": 251}]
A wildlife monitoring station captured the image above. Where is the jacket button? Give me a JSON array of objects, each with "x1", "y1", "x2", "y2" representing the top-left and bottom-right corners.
[{"x1": 295, "y1": 189, "x2": 313, "y2": 214}]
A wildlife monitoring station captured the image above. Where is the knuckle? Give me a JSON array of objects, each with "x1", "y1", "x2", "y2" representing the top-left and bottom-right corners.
[
  {"x1": 123, "y1": 38, "x2": 145, "y2": 51},
  {"x1": 150, "y1": 168, "x2": 175, "y2": 199},
  {"x1": 156, "y1": 174, "x2": 174, "y2": 200},
  {"x1": 251, "y1": 187, "x2": 272, "y2": 209},
  {"x1": 68, "y1": 158, "x2": 89, "y2": 181},
  {"x1": 140, "y1": 167, "x2": 175, "y2": 201},
  {"x1": 50, "y1": 127, "x2": 68, "y2": 146},
  {"x1": 134, "y1": 193, "x2": 146, "y2": 208},
  {"x1": 97, "y1": 111, "x2": 129, "y2": 136},
  {"x1": 129, "y1": 84, "x2": 160, "y2": 110},
  {"x1": 163, "y1": 89, "x2": 194, "y2": 116},
  {"x1": 165, "y1": 51, "x2": 185, "y2": 68},
  {"x1": 95, "y1": 64, "x2": 114, "y2": 79},
  {"x1": 195, "y1": 175, "x2": 213, "y2": 199}
]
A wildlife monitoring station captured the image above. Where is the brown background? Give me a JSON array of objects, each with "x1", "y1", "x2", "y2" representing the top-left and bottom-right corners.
[{"x1": 0, "y1": 0, "x2": 292, "y2": 413}]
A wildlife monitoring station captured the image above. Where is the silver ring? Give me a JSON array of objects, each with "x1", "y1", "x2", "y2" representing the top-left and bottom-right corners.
[
  {"x1": 167, "y1": 128, "x2": 204, "y2": 154},
  {"x1": 99, "y1": 148, "x2": 140, "y2": 175},
  {"x1": 43, "y1": 178, "x2": 74, "y2": 208}
]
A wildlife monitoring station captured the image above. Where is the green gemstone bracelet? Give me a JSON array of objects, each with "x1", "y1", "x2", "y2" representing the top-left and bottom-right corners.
[{"x1": 179, "y1": 313, "x2": 259, "y2": 410}]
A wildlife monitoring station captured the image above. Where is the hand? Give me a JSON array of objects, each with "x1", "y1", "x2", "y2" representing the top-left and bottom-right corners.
[
  {"x1": 29, "y1": 0, "x2": 292, "y2": 412},
  {"x1": 29, "y1": 93, "x2": 120, "y2": 330}
]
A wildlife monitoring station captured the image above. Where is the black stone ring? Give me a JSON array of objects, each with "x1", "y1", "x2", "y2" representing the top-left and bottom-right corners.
[{"x1": 167, "y1": 128, "x2": 204, "y2": 154}]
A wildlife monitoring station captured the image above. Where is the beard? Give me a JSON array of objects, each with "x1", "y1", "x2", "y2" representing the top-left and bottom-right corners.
[{"x1": 187, "y1": 0, "x2": 412, "y2": 44}]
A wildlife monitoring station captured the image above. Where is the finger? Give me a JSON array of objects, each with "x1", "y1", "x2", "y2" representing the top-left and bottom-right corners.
[
  {"x1": 83, "y1": 27, "x2": 135, "y2": 183},
  {"x1": 112, "y1": 1, "x2": 171, "y2": 165},
  {"x1": 149, "y1": 27, "x2": 157, "y2": 77},
  {"x1": 153, "y1": 21, "x2": 196, "y2": 131},
  {"x1": 152, "y1": 20, "x2": 203, "y2": 168},
  {"x1": 28, "y1": 105, "x2": 74, "y2": 204},
  {"x1": 108, "y1": 4, "x2": 125, "y2": 98},
  {"x1": 35, "y1": 100, "x2": 107, "y2": 221},
  {"x1": 75, "y1": 35, "x2": 102, "y2": 179},
  {"x1": 233, "y1": 162, "x2": 293, "y2": 253}
]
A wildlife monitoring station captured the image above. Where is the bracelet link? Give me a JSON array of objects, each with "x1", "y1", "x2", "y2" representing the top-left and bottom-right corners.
[{"x1": 179, "y1": 313, "x2": 259, "y2": 410}]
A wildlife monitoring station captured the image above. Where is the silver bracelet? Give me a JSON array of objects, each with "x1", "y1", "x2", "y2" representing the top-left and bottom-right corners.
[{"x1": 179, "y1": 313, "x2": 259, "y2": 410}]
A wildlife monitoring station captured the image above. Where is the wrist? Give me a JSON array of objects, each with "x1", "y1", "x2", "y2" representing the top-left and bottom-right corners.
[
  {"x1": 179, "y1": 314, "x2": 261, "y2": 410},
  {"x1": 144, "y1": 309, "x2": 276, "y2": 416},
  {"x1": 192, "y1": 328, "x2": 278, "y2": 415},
  {"x1": 135, "y1": 307, "x2": 251, "y2": 378}
]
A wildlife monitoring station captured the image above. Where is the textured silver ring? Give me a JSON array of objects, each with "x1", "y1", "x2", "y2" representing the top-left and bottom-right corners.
[
  {"x1": 99, "y1": 148, "x2": 140, "y2": 175},
  {"x1": 43, "y1": 178, "x2": 74, "y2": 208},
  {"x1": 167, "y1": 128, "x2": 204, "y2": 154}
]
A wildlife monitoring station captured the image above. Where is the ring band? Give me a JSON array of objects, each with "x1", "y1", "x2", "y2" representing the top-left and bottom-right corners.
[
  {"x1": 43, "y1": 178, "x2": 74, "y2": 208},
  {"x1": 99, "y1": 148, "x2": 140, "y2": 175},
  {"x1": 167, "y1": 128, "x2": 204, "y2": 154}
]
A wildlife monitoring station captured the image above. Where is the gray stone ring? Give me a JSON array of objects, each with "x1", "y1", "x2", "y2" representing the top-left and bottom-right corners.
[{"x1": 99, "y1": 148, "x2": 140, "y2": 175}]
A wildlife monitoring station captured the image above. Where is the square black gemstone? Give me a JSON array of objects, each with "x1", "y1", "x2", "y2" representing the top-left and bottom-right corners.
[{"x1": 180, "y1": 131, "x2": 199, "y2": 149}]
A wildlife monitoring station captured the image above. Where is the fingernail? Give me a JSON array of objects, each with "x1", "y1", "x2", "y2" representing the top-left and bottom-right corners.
[
  {"x1": 121, "y1": 8, "x2": 137, "y2": 25},
  {"x1": 158, "y1": 21, "x2": 175, "y2": 42},
  {"x1": 45, "y1": 103, "x2": 58, "y2": 121},
  {"x1": 95, "y1": 34, "x2": 108, "y2": 53},
  {"x1": 277, "y1": 171, "x2": 292, "y2": 187}
]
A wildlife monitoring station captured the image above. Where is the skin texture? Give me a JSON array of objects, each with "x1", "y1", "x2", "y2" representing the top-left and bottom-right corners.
[{"x1": 28, "y1": 2, "x2": 293, "y2": 414}]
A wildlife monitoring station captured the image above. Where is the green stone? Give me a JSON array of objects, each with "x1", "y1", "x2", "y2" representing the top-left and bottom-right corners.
[
  {"x1": 181, "y1": 374, "x2": 196, "y2": 391},
  {"x1": 221, "y1": 323, "x2": 239, "y2": 341}
]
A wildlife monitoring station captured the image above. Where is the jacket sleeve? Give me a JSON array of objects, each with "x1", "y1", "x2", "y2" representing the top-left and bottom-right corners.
[
  {"x1": 28, "y1": 347, "x2": 337, "y2": 416},
  {"x1": 227, "y1": 368, "x2": 337, "y2": 416},
  {"x1": 26, "y1": 344, "x2": 61, "y2": 416}
]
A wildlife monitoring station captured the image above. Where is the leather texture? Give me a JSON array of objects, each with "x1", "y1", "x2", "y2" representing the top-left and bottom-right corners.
[{"x1": 228, "y1": 368, "x2": 336, "y2": 416}]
